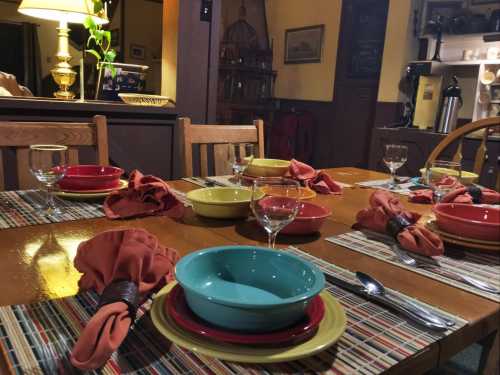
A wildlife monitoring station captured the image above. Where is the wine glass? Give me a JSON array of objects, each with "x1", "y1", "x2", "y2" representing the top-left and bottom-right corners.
[
  {"x1": 251, "y1": 177, "x2": 300, "y2": 249},
  {"x1": 228, "y1": 143, "x2": 256, "y2": 185},
  {"x1": 29, "y1": 145, "x2": 69, "y2": 217},
  {"x1": 383, "y1": 144, "x2": 408, "y2": 189},
  {"x1": 426, "y1": 160, "x2": 461, "y2": 203}
]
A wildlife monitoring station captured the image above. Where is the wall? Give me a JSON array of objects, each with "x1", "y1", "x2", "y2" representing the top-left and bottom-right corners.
[
  {"x1": 123, "y1": 0, "x2": 163, "y2": 94},
  {"x1": 265, "y1": 0, "x2": 341, "y2": 102},
  {"x1": 0, "y1": 1, "x2": 82, "y2": 82}
]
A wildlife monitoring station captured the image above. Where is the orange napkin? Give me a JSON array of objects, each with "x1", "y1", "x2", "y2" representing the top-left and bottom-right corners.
[
  {"x1": 104, "y1": 170, "x2": 184, "y2": 219},
  {"x1": 70, "y1": 228, "x2": 179, "y2": 370},
  {"x1": 289, "y1": 159, "x2": 342, "y2": 194},
  {"x1": 356, "y1": 190, "x2": 444, "y2": 257},
  {"x1": 409, "y1": 175, "x2": 500, "y2": 204}
]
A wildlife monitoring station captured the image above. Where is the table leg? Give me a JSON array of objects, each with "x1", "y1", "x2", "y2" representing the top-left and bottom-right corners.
[{"x1": 478, "y1": 330, "x2": 499, "y2": 375}]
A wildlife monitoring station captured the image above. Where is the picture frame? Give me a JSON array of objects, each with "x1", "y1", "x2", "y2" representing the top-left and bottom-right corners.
[
  {"x1": 284, "y1": 25, "x2": 324, "y2": 64},
  {"x1": 420, "y1": 0, "x2": 463, "y2": 35},
  {"x1": 130, "y1": 44, "x2": 146, "y2": 60}
]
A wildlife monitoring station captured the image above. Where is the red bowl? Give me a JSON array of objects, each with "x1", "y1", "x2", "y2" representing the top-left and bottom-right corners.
[
  {"x1": 57, "y1": 165, "x2": 124, "y2": 191},
  {"x1": 281, "y1": 201, "x2": 332, "y2": 235},
  {"x1": 166, "y1": 284, "x2": 324, "y2": 346},
  {"x1": 433, "y1": 203, "x2": 500, "y2": 242}
]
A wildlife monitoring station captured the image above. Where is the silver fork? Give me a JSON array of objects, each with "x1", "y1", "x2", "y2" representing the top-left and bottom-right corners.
[{"x1": 390, "y1": 244, "x2": 500, "y2": 295}]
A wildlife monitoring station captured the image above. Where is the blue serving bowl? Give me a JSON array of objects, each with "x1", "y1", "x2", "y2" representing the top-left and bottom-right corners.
[{"x1": 175, "y1": 246, "x2": 325, "y2": 332}]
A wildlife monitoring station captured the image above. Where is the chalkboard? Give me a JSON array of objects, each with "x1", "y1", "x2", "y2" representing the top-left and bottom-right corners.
[{"x1": 348, "y1": 0, "x2": 388, "y2": 79}]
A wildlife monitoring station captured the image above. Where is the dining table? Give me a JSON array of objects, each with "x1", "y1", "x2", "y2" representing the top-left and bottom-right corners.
[{"x1": 0, "y1": 167, "x2": 498, "y2": 375}]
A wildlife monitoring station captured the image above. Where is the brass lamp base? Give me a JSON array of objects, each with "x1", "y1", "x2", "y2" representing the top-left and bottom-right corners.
[{"x1": 51, "y1": 21, "x2": 77, "y2": 100}]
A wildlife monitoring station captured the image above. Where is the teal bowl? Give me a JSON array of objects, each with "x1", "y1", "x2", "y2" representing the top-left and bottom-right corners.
[{"x1": 175, "y1": 246, "x2": 325, "y2": 332}]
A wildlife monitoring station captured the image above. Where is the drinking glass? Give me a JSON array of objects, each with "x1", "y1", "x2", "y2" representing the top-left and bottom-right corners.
[
  {"x1": 383, "y1": 144, "x2": 408, "y2": 189},
  {"x1": 29, "y1": 145, "x2": 69, "y2": 216},
  {"x1": 228, "y1": 143, "x2": 256, "y2": 185},
  {"x1": 426, "y1": 160, "x2": 461, "y2": 203},
  {"x1": 251, "y1": 177, "x2": 300, "y2": 249}
]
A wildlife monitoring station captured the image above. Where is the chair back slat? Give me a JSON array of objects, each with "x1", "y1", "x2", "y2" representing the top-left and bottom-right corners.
[
  {"x1": 179, "y1": 117, "x2": 265, "y2": 177},
  {"x1": 0, "y1": 115, "x2": 109, "y2": 190},
  {"x1": 0, "y1": 151, "x2": 4, "y2": 191},
  {"x1": 473, "y1": 129, "x2": 489, "y2": 176},
  {"x1": 452, "y1": 139, "x2": 463, "y2": 164}
]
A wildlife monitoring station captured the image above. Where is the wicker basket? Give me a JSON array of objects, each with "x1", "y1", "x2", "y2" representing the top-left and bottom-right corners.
[{"x1": 118, "y1": 93, "x2": 174, "y2": 107}]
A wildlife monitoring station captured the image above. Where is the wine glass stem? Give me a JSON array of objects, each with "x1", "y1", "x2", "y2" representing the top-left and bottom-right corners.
[
  {"x1": 390, "y1": 168, "x2": 396, "y2": 188},
  {"x1": 45, "y1": 184, "x2": 56, "y2": 210},
  {"x1": 268, "y1": 231, "x2": 278, "y2": 249}
]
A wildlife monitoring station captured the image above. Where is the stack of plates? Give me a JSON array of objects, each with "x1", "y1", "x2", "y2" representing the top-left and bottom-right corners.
[
  {"x1": 55, "y1": 179, "x2": 128, "y2": 200},
  {"x1": 151, "y1": 282, "x2": 346, "y2": 363},
  {"x1": 426, "y1": 220, "x2": 500, "y2": 251}
]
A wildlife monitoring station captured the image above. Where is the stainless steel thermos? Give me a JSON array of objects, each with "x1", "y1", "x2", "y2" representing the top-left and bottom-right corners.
[{"x1": 437, "y1": 76, "x2": 462, "y2": 134}]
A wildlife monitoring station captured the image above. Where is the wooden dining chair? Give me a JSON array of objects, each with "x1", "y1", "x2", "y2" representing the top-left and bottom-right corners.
[
  {"x1": 425, "y1": 116, "x2": 500, "y2": 191},
  {"x1": 0, "y1": 115, "x2": 109, "y2": 190},
  {"x1": 178, "y1": 117, "x2": 264, "y2": 177}
]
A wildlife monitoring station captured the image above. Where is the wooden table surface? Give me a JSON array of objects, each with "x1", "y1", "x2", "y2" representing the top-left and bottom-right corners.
[{"x1": 0, "y1": 167, "x2": 498, "y2": 374}]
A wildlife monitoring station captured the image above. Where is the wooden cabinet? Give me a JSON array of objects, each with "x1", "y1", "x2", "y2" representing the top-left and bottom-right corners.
[{"x1": 368, "y1": 127, "x2": 499, "y2": 189}]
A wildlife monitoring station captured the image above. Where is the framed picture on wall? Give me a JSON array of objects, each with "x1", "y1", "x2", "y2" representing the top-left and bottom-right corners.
[
  {"x1": 130, "y1": 44, "x2": 146, "y2": 60},
  {"x1": 284, "y1": 25, "x2": 324, "y2": 64},
  {"x1": 420, "y1": 0, "x2": 464, "y2": 35}
]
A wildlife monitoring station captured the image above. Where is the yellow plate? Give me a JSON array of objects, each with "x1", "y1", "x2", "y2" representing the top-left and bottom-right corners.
[
  {"x1": 426, "y1": 220, "x2": 500, "y2": 252},
  {"x1": 419, "y1": 168, "x2": 478, "y2": 185},
  {"x1": 151, "y1": 282, "x2": 346, "y2": 363},
  {"x1": 54, "y1": 179, "x2": 128, "y2": 200},
  {"x1": 261, "y1": 186, "x2": 317, "y2": 200}
]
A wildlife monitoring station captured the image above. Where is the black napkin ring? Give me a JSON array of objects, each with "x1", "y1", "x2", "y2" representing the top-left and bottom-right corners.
[
  {"x1": 98, "y1": 280, "x2": 140, "y2": 321},
  {"x1": 386, "y1": 215, "x2": 412, "y2": 239},
  {"x1": 467, "y1": 186, "x2": 482, "y2": 204}
]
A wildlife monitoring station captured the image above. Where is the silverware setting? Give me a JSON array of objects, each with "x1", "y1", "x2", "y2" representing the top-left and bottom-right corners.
[
  {"x1": 323, "y1": 272, "x2": 452, "y2": 331},
  {"x1": 389, "y1": 244, "x2": 500, "y2": 295}
]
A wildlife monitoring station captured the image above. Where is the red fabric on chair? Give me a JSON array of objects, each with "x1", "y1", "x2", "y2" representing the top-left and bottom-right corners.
[
  {"x1": 356, "y1": 191, "x2": 444, "y2": 257},
  {"x1": 103, "y1": 170, "x2": 184, "y2": 219},
  {"x1": 70, "y1": 228, "x2": 179, "y2": 370}
]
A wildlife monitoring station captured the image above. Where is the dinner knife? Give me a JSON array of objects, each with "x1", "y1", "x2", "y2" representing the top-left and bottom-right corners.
[{"x1": 323, "y1": 273, "x2": 450, "y2": 331}]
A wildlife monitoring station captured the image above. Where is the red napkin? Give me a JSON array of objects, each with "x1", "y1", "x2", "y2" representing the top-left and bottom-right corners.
[
  {"x1": 356, "y1": 190, "x2": 444, "y2": 256},
  {"x1": 104, "y1": 170, "x2": 184, "y2": 219},
  {"x1": 441, "y1": 187, "x2": 500, "y2": 204},
  {"x1": 70, "y1": 228, "x2": 179, "y2": 370},
  {"x1": 289, "y1": 159, "x2": 342, "y2": 194}
]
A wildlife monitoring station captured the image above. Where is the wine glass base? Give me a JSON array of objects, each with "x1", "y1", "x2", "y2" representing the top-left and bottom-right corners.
[{"x1": 33, "y1": 206, "x2": 64, "y2": 218}]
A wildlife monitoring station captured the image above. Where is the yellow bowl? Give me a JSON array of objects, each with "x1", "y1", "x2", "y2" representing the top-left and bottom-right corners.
[
  {"x1": 245, "y1": 158, "x2": 290, "y2": 177},
  {"x1": 420, "y1": 168, "x2": 479, "y2": 185},
  {"x1": 187, "y1": 187, "x2": 264, "y2": 219}
]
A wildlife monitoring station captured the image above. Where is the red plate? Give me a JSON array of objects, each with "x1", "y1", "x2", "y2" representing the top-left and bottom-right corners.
[{"x1": 165, "y1": 284, "x2": 325, "y2": 346}]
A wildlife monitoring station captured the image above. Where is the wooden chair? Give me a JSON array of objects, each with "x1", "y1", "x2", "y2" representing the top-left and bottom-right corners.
[
  {"x1": 425, "y1": 116, "x2": 500, "y2": 191},
  {"x1": 178, "y1": 117, "x2": 264, "y2": 177},
  {"x1": 0, "y1": 115, "x2": 109, "y2": 190}
]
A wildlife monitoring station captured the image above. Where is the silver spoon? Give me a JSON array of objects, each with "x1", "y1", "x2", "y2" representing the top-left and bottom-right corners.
[{"x1": 356, "y1": 272, "x2": 455, "y2": 328}]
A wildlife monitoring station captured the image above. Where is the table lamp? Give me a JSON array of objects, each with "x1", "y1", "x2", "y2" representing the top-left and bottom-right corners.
[{"x1": 18, "y1": 0, "x2": 108, "y2": 100}]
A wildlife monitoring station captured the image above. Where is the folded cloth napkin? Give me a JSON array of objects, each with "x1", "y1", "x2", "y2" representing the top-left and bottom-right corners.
[
  {"x1": 356, "y1": 190, "x2": 444, "y2": 256},
  {"x1": 409, "y1": 175, "x2": 500, "y2": 204},
  {"x1": 70, "y1": 228, "x2": 179, "y2": 370},
  {"x1": 289, "y1": 159, "x2": 342, "y2": 194},
  {"x1": 104, "y1": 170, "x2": 184, "y2": 219}
]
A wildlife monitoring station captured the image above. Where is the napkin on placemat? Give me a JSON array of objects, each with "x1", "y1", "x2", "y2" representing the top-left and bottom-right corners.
[
  {"x1": 104, "y1": 170, "x2": 184, "y2": 219},
  {"x1": 355, "y1": 190, "x2": 444, "y2": 256},
  {"x1": 289, "y1": 159, "x2": 343, "y2": 194},
  {"x1": 70, "y1": 228, "x2": 179, "y2": 370}
]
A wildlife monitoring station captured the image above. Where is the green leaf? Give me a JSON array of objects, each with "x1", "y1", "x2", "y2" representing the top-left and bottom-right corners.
[
  {"x1": 83, "y1": 15, "x2": 95, "y2": 30},
  {"x1": 94, "y1": 29, "x2": 104, "y2": 42},
  {"x1": 104, "y1": 50, "x2": 116, "y2": 63},
  {"x1": 85, "y1": 49, "x2": 102, "y2": 61},
  {"x1": 93, "y1": 0, "x2": 103, "y2": 14},
  {"x1": 86, "y1": 34, "x2": 96, "y2": 47},
  {"x1": 103, "y1": 30, "x2": 111, "y2": 47},
  {"x1": 110, "y1": 65, "x2": 117, "y2": 78}
]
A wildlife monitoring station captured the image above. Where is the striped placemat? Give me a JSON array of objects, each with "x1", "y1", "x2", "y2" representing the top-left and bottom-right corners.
[
  {"x1": 0, "y1": 190, "x2": 104, "y2": 229},
  {"x1": 356, "y1": 179, "x2": 414, "y2": 196},
  {"x1": 184, "y1": 176, "x2": 353, "y2": 189},
  {"x1": 327, "y1": 231, "x2": 500, "y2": 302},
  {"x1": 0, "y1": 247, "x2": 465, "y2": 375}
]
